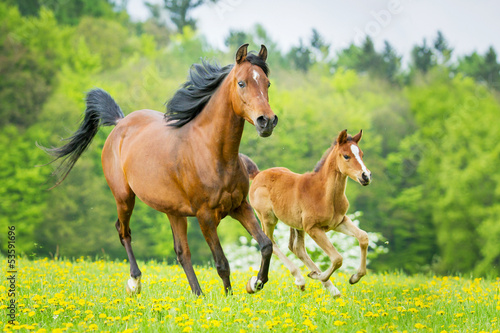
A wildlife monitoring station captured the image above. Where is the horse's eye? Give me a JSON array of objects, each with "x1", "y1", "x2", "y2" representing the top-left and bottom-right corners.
[
  {"x1": 267, "y1": 82, "x2": 271, "y2": 88},
  {"x1": 343, "y1": 155, "x2": 350, "y2": 160},
  {"x1": 238, "y1": 81, "x2": 246, "y2": 88}
]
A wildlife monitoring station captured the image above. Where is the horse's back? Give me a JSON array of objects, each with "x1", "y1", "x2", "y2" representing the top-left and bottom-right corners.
[{"x1": 102, "y1": 109, "x2": 193, "y2": 214}]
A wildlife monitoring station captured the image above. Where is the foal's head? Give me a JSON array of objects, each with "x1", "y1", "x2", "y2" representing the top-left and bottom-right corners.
[
  {"x1": 335, "y1": 129, "x2": 371, "y2": 186},
  {"x1": 230, "y1": 44, "x2": 278, "y2": 137}
]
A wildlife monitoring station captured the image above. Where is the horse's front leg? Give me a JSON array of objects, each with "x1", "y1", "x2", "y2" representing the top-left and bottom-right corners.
[
  {"x1": 230, "y1": 201, "x2": 273, "y2": 294},
  {"x1": 197, "y1": 209, "x2": 232, "y2": 295},
  {"x1": 305, "y1": 226, "x2": 343, "y2": 283},
  {"x1": 334, "y1": 215, "x2": 369, "y2": 284}
]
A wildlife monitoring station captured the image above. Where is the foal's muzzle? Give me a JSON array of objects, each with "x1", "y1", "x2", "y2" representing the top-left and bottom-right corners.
[
  {"x1": 256, "y1": 115, "x2": 278, "y2": 137},
  {"x1": 359, "y1": 172, "x2": 371, "y2": 186}
]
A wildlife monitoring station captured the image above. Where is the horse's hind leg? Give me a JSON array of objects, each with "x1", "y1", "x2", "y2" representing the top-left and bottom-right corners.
[
  {"x1": 258, "y1": 212, "x2": 305, "y2": 291},
  {"x1": 334, "y1": 215, "x2": 369, "y2": 284},
  {"x1": 114, "y1": 193, "x2": 142, "y2": 295},
  {"x1": 168, "y1": 214, "x2": 202, "y2": 296},
  {"x1": 289, "y1": 229, "x2": 341, "y2": 297}
]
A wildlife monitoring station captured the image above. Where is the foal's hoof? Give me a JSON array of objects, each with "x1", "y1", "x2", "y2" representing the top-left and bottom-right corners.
[
  {"x1": 349, "y1": 273, "x2": 363, "y2": 285},
  {"x1": 245, "y1": 276, "x2": 263, "y2": 294},
  {"x1": 307, "y1": 271, "x2": 321, "y2": 280},
  {"x1": 125, "y1": 276, "x2": 142, "y2": 295}
]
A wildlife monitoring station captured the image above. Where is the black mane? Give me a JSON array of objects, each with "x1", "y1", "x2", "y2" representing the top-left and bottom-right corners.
[{"x1": 165, "y1": 53, "x2": 269, "y2": 127}]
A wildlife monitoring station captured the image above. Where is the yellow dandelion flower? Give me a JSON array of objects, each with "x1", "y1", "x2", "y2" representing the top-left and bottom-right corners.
[
  {"x1": 333, "y1": 320, "x2": 346, "y2": 326},
  {"x1": 182, "y1": 327, "x2": 192, "y2": 333},
  {"x1": 28, "y1": 311, "x2": 36, "y2": 317},
  {"x1": 88, "y1": 324, "x2": 98, "y2": 331}
]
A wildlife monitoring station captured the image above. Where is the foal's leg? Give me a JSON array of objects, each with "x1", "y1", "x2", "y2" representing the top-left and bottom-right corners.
[
  {"x1": 258, "y1": 212, "x2": 305, "y2": 291},
  {"x1": 197, "y1": 209, "x2": 232, "y2": 295},
  {"x1": 114, "y1": 194, "x2": 142, "y2": 295},
  {"x1": 305, "y1": 226, "x2": 343, "y2": 283},
  {"x1": 289, "y1": 229, "x2": 340, "y2": 297},
  {"x1": 168, "y1": 214, "x2": 203, "y2": 296},
  {"x1": 334, "y1": 215, "x2": 369, "y2": 284},
  {"x1": 230, "y1": 201, "x2": 273, "y2": 294}
]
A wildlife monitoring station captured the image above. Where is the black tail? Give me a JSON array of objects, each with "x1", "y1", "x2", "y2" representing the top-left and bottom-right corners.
[
  {"x1": 39, "y1": 89, "x2": 124, "y2": 188},
  {"x1": 239, "y1": 153, "x2": 260, "y2": 180}
]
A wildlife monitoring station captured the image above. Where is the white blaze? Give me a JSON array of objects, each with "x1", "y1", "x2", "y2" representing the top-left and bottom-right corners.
[
  {"x1": 350, "y1": 145, "x2": 369, "y2": 174},
  {"x1": 253, "y1": 70, "x2": 260, "y2": 83},
  {"x1": 253, "y1": 69, "x2": 266, "y2": 99}
]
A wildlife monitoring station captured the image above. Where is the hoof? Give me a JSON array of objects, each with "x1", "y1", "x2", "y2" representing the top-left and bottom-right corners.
[
  {"x1": 307, "y1": 271, "x2": 321, "y2": 280},
  {"x1": 126, "y1": 276, "x2": 141, "y2": 295},
  {"x1": 324, "y1": 283, "x2": 341, "y2": 298},
  {"x1": 245, "y1": 276, "x2": 263, "y2": 294},
  {"x1": 349, "y1": 273, "x2": 363, "y2": 285}
]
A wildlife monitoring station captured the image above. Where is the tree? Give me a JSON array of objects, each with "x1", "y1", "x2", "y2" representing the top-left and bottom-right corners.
[
  {"x1": 310, "y1": 28, "x2": 330, "y2": 61},
  {"x1": 152, "y1": 0, "x2": 217, "y2": 33},
  {"x1": 381, "y1": 41, "x2": 401, "y2": 83},
  {"x1": 457, "y1": 46, "x2": 500, "y2": 89},
  {"x1": 433, "y1": 30, "x2": 453, "y2": 64},
  {"x1": 287, "y1": 39, "x2": 313, "y2": 72},
  {"x1": 411, "y1": 38, "x2": 435, "y2": 73}
]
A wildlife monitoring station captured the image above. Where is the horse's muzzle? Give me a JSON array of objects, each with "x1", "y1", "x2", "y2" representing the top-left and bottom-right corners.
[
  {"x1": 359, "y1": 172, "x2": 371, "y2": 186},
  {"x1": 256, "y1": 115, "x2": 278, "y2": 137}
]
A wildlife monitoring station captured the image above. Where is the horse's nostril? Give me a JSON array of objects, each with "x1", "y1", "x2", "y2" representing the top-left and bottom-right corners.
[
  {"x1": 256, "y1": 116, "x2": 268, "y2": 128},
  {"x1": 362, "y1": 173, "x2": 370, "y2": 182},
  {"x1": 272, "y1": 115, "x2": 278, "y2": 127}
]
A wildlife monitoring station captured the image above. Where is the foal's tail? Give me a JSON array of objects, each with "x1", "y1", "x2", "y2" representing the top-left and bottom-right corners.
[
  {"x1": 239, "y1": 153, "x2": 260, "y2": 180},
  {"x1": 39, "y1": 89, "x2": 124, "y2": 188}
]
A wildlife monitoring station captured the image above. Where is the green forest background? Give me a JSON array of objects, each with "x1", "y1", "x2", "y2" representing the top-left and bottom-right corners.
[{"x1": 1, "y1": 0, "x2": 499, "y2": 276}]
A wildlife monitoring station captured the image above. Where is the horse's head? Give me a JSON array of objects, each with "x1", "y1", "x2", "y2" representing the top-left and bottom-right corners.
[
  {"x1": 230, "y1": 44, "x2": 278, "y2": 137},
  {"x1": 335, "y1": 129, "x2": 371, "y2": 186}
]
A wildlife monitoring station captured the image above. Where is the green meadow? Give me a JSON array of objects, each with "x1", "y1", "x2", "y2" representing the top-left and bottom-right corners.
[{"x1": 2, "y1": 258, "x2": 499, "y2": 332}]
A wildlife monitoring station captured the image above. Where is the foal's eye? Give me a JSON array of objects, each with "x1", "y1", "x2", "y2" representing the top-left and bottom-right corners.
[
  {"x1": 238, "y1": 81, "x2": 246, "y2": 88},
  {"x1": 343, "y1": 155, "x2": 350, "y2": 160},
  {"x1": 267, "y1": 82, "x2": 271, "y2": 88}
]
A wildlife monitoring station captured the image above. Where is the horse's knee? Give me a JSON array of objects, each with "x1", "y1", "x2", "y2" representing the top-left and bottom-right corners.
[
  {"x1": 359, "y1": 231, "x2": 369, "y2": 249},
  {"x1": 174, "y1": 246, "x2": 191, "y2": 266},
  {"x1": 333, "y1": 255, "x2": 343, "y2": 270},
  {"x1": 261, "y1": 237, "x2": 273, "y2": 259}
]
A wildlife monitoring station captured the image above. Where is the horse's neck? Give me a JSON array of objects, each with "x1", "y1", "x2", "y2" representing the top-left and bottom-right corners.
[
  {"x1": 319, "y1": 149, "x2": 348, "y2": 211},
  {"x1": 190, "y1": 79, "x2": 244, "y2": 162}
]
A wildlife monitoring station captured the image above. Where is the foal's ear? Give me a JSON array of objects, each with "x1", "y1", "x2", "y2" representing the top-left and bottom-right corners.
[
  {"x1": 337, "y1": 129, "x2": 348, "y2": 145},
  {"x1": 258, "y1": 44, "x2": 268, "y2": 62},
  {"x1": 236, "y1": 44, "x2": 249, "y2": 64},
  {"x1": 352, "y1": 129, "x2": 363, "y2": 143}
]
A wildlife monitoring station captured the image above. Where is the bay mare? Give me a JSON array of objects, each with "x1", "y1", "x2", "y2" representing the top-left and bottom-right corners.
[{"x1": 41, "y1": 44, "x2": 278, "y2": 295}]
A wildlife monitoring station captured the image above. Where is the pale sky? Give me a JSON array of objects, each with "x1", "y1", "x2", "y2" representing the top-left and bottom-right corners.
[{"x1": 127, "y1": 0, "x2": 500, "y2": 63}]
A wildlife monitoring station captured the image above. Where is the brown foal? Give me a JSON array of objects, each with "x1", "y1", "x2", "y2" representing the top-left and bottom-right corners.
[
  {"x1": 41, "y1": 44, "x2": 278, "y2": 296},
  {"x1": 247, "y1": 129, "x2": 371, "y2": 297}
]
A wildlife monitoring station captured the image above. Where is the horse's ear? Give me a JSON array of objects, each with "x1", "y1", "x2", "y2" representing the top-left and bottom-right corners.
[
  {"x1": 352, "y1": 129, "x2": 363, "y2": 143},
  {"x1": 236, "y1": 44, "x2": 249, "y2": 64},
  {"x1": 337, "y1": 129, "x2": 348, "y2": 145},
  {"x1": 258, "y1": 44, "x2": 268, "y2": 62}
]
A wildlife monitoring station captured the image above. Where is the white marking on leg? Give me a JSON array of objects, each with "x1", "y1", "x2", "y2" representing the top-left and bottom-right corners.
[
  {"x1": 249, "y1": 276, "x2": 258, "y2": 292},
  {"x1": 350, "y1": 145, "x2": 369, "y2": 174}
]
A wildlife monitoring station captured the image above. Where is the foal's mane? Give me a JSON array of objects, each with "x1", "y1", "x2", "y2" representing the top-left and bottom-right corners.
[
  {"x1": 313, "y1": 135, "x2": 353, "y2": 172},
  {"x1": 165, "y1": 53, "x2": 269, "y2": 127}
]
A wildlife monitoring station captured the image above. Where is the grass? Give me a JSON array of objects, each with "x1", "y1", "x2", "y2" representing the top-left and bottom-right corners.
[{"x1": 1, "y1": 257, "x2": 499, "y2": 332}]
